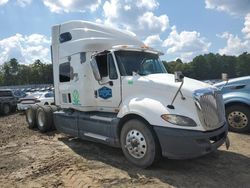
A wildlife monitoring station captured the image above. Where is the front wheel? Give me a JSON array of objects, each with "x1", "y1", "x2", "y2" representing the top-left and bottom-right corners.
[
  {"x1": 226, "y1": 105, "x2": 250, "y2": 133},
  {"x1": 120, "y1": 119, "x2": 161, "y2": 168}
]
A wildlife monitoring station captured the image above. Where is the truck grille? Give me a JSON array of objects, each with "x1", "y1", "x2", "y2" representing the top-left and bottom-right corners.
[{"x1": 194, "y1": 88, "x2": 226, "y2": 131}]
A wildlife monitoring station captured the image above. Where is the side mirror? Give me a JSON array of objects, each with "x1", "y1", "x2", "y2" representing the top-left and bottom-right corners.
[
  {"x1": 222, "y1": 73, "x2": 228, "y2": 81},
  {"x1": 174, "y1": 71, "x2": 184, "y2": 82},
  {"x1": 90, "y1": 58, "x2": 101, "y2": 81}
]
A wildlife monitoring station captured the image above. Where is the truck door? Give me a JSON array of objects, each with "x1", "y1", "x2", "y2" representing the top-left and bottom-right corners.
[{"x1": 94, "y1": 53, "x2": 121, "y2": 109}]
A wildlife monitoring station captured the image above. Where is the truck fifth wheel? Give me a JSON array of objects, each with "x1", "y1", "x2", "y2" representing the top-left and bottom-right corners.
[{"x1": 25, "y1": 20, "x2": 229, "y2": 168}]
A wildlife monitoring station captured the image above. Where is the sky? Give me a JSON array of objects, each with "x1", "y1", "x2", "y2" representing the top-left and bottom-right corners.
[{"x1": 0, "y1": 0, "x2": 249, "y2": 64}]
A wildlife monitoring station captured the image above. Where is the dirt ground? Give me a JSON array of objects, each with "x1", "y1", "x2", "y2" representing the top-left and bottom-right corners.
[{"x1": 0, "y1": 114, "x2": 250, "y2": 188}]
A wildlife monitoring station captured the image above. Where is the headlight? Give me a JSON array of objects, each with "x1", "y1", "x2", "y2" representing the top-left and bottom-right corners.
[{"x1": 161, "y1": 114, "x2": 197, "y2": 127}]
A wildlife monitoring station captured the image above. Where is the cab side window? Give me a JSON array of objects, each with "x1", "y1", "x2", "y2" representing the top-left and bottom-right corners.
[
  {"x1": 95, "y1": 53, "x2": 118, "y2": 79},
  {"x1": 108, "y1": 54, "x2": 118, "y2": 80},
  {"x1": 59, "y1": 32, "x2": 72, "y2": 43},
  {"x1": 96, "y1": 54, "x2": 108, "y2": 78},
  {"x1": 59, "y1": 62, "x2": 70, "y2": 82}
]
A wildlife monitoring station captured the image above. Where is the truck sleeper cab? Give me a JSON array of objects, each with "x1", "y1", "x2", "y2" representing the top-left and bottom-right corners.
[{"x1": 26, "y1": 21, "x2": 228, "y2": 168}]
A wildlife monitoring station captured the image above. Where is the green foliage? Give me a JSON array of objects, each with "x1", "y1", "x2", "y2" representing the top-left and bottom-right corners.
[
  {"x1": 163, "y1": 52, "x2": 250, "y2": 80},
  {"x1": 0, "y1": 59, "x2": 53, "y2": 86}
]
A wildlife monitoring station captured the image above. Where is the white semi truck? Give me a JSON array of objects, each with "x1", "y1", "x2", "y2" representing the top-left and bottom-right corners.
[{"x1": 26, "y1": 20, "x2": 229, "y2": 168}]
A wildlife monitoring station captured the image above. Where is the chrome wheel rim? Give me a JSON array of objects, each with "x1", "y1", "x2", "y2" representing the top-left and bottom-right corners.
[
  {"x1": 125, "y1": 129, "x2": 147, "y2": 159},
  {"x1": 228, "y1": 111, "x2": 248, "y2": 129},
  {"x1": 37, "y1": 111, "x2": 45, "y2": 128}
]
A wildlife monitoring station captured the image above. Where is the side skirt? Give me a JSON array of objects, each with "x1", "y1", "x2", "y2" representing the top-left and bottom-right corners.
[{"x1": 53, "y1": 110, "x2": 121, "y2": 147}]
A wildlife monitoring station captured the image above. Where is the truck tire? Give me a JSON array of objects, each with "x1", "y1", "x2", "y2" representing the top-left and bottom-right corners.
[
  {"x1": 226, "y1": 105, "x2": 250, "y2": 133},
  {"x1": 2, "y1": 103, "x2": 11, "y2": 115},
  {"x1": 120, "y1": 119, "x2": 160, "y2": 168},
  {"x1": 47, "y1": 105, "x2": 59, "y2": 130},
  {"x1": 36, "y1": 106, "x2": 53, "y2": 133},
  {"x1": 26, "y1": 104, "x2": 39, "y2": 129}
]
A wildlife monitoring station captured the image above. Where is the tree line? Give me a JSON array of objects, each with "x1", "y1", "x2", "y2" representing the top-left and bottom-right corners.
[
  {"x1": 0, "y1": 59, "x2": 53, "y2": 86},
  {"x1": 163, "y1": 52, "x2": 250, "y2": 80},
  {"x1": 0, "y1": 52, "x2": 249, "y2": 86}
]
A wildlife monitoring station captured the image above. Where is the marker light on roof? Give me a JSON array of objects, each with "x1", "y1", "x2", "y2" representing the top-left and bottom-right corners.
[{"x1": 141, "y1": 45, "x2": 149, "y2": 49}]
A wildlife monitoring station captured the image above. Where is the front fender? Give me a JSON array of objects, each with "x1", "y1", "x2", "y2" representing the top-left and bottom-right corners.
[
  {"x1": 117, "y1": 96, "x2": 168, "y2": 126},
  {"x1": 223, "y1": 92, "x2": 250, "y2": 106}
]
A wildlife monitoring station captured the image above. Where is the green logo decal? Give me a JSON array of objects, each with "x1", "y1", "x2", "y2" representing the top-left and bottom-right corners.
[
  {"x1": 72, "y1": 89, "x2": 80, "y2": 105},
  {"x1": 128, "y1": 80, "x2": 133, "y2": 85}
]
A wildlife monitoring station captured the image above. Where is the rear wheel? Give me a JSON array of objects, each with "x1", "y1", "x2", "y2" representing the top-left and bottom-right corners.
[
  {"x1": 47, "y1": 105, "x2": 58, "y2": 130},
  {"x1": 226, "y1": 105, "x2": 250, "y2": 133},
  {"x1": 26, "y1": 104, "x2": 39, "y2": 129},
  {"x1": 120, "y1": 119, "x2": 160, "y2": 168},
  {"x1": 36, "y1": 106, "x2": 53, "y2": 132},
  {"x1": 2, "y1": 104, "x2": 11, "y2": 115}
]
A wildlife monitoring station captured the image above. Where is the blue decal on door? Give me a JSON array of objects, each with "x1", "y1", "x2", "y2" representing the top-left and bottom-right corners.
[{"x1": 98, "y1": 86, "x2": 112, "y2": 99}]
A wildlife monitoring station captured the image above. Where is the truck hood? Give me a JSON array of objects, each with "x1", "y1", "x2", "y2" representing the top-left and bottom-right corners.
[
  {"x1": 131, "y1": 73, "x2": 213, "y2": 98},
  {"x1": 121, "y1": 73, "x2": 222, "y2": 132}
]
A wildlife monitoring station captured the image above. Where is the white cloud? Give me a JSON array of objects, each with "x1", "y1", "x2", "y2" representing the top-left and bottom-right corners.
[
  {"x1": 0, "y1": 34, "x2": 50, "y2": 65},
  {"x1": 162, "y1": 26, "x2": 211, "y2": 62},
  {"x1": 0, "y1": 0, "x2": 31, "y2": 7},
  {"x1": 205, "y1": 0, "x2": 250, "y2": 15},
  {"x1": 144, "y1": 34, "x2": 162, "y2": 47},
  {"x1": 26, "y1": 34, "x2": 50, "y2": 45},
  {"x1": 218, "y1": 32, "x2": 250, "y2": 55},
  {"x1": 242, "y1": 13, "x2": 250, "y2": 39},
  {"x1": 102, "y1": 0, "x2": 169, "y2": 37},
  {"x1": 124, "y1": 5, "x2": 131, "y2": 11},
  {"x1": 17, "y1": 0, "x2": 32, "y2": 7},
  {"x1": 138, "y1": 12, "x2": 169, "y2": 33},
  {"x1": 218, "y1": 13, "x2": 250, "y2": 56},
  {"x1": 136, "y1": 0, "x2": 159, "y2": 10},
  {"x1": 0, "y1": 0, "x2": 8, "y2": 6},
  {"x1": 42, "y1": 0, "x2": 101, "y2": 13},
  {"x1": 103, "y1": 0, "x2": 119, "y2": 19}
]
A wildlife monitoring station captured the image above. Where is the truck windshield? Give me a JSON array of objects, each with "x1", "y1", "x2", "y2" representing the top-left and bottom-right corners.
[{"x1": 114, "y1": 51, "x2": 167, "y2": 76}]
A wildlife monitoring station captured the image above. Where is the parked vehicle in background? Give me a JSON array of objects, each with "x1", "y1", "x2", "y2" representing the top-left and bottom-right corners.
[
  {"x1": 13, "y1": 89, "x2": 27, "y2": 99},
  {"x1": 214, "y1": 76, "x2": 250, "y2": 133},
  {"x1": 18, "y1": 91, "x2": 54, "y2": 111},
  {"x1": 0, "y1": 89, "x2": 18, "y2": 115}
]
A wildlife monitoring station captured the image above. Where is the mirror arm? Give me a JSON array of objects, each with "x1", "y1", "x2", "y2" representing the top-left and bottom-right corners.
[
  {"x1": 179, "y1": 90, "x2": 186, "y2": 100},
  {"x1": 167, "y1": 79, "x2": 185, "y2": 109}
]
